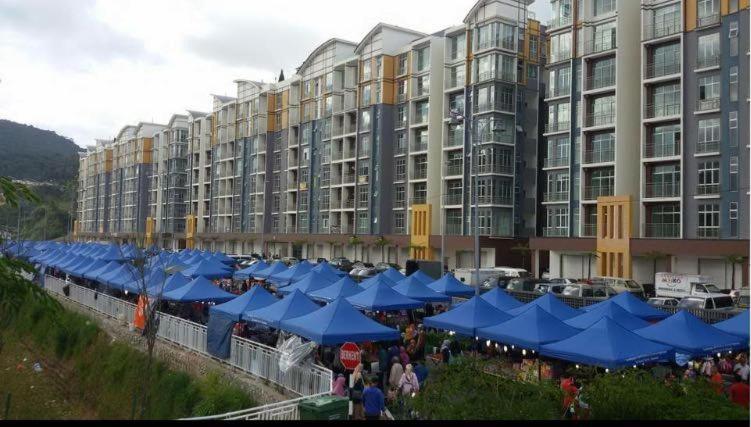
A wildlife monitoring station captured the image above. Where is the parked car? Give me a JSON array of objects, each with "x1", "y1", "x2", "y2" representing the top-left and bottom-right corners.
[
  {"x1": 736, "y1": 287, "x2": 750, "y2": 309},
  {"x1": 330, "y1": 257, "x2": 353, "y2": 272},
  {"x1": 316, "y1": 257, "x2": 328, "y2": 264},
  {"x1": 562, "y1": 283, "x2": 617, "y2": 298},
  {"x1": 548, "y1": 278, "x2": 578, "y2": 285},
  {"x1": 457, "y1": 267, "x2": 529, "y2": 288},
  {"x1": 646, "y1": 297, "x2": 680, "y2": 309},
  {"x1": 534, "y1": 283, "x2": 567, "y2": 295},
  {"x1": 281, "y1": 257, "x2": 299, "y2": 266},
  {"x1": 375, "y1": 262, "x2": 401, "y2": 273},
  {"x1": 350, "y1": 262, "x2": 376, "y2": 279},
  {"x1": 590, "y1": 277, "x2": 646, "y2": 299},
  {"x1": 677, "y1": 295, "x2": 735, "y2": 311},
  {"x1": 506, "y1": 278, "x2": 549, "y2": 293}
]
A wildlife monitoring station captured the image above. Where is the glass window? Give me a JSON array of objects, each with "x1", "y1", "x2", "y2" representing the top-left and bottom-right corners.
[
  {"x1": 398, "y1": 54, "x2": 408, "y2": 75},
  {"x1": 697, "y1": 160, "x2": 720, "y2": 191},
  {"x1": 594, "y1": 0, "x2": 615, "y2": 16},
  {"x1": 730, "y1": 66, "x2": 739, "y2": 102},
  {"x1": 730, "y1": 156, "x2": 739, "y2": 191},
  {"x1": 361, "y1": 85, "x2": 371, "y2": 107},
  {"x1": 360, "y1": 110, "x2": 371, "y2": 129},
  {"x1": 550, "y1": 32, "x2": 572, "y2": 63},
  {"x1": 697, "y1": 0, "x2": 718, "y2": 18},
  {"x1": 415, "y1": 47, "x2": 430, "y2": 72},
  {"x1": 698, "y1": 75, "x2": 720, "y2": 100},
  {"x1": 698, "y1": 203, "x2": 720, "y2": 235},
  {"x1": 698, "y1": 118, "x2": 720, "y2": 144},
  {"x1": 729, "y1": 111, "x2": 738, "y2": 147},
  {"x1": 362, "y1": 60, "x2": 371, "y2": 81},
  {"x1": 698, "y1": 33, "x2": 720, "y2": 67}
]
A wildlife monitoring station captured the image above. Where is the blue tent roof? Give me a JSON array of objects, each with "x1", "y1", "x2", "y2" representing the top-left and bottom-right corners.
[
  {"x1": 507, "y1": 293, "x2": 581, "y2": 320},
  {"x1": 581, "y1": 292, "x2": 669, "y2": 321},
  {"x1": 102, "y1": 264, "x2": 140, "y2": 291},
  {"x1": 233, "y1": 261, "x2": 270, "y2": 280},
  {"x1": 427, "y1": 274, "x2": 475, "y2": 297},
  {"x1": 58, "y1": 254, "x2": 84, "y2": 271},
  {"x1": 360, "y1": 274, "x2": 398, "y2": 289},
  {"x1": 210, "y1": 286, "x2": 278, "y2": 322},
  {"x1": 346, "y1": 280, "x2": 424, "y2": 311},
  {"x1": 72, "y1": 258, "x2": 107, "y2": 279},
  {"x1": 296, "y1": 262, "x2": 347, "y2": 282},
  {"x1": 634, "y1": 311, "x2": 745, "y2": 357},
  {"x1": 63, "y1": 256, "x2": 93, "y2": 276},
  {"x1": 280, "y1": 298, "x2": 401, "y2": 345},
  {"x1": 480, "y1": 288, "x2": 524, "y2": 311},
  {"x1": 83, "y1": 260, "x2": 122, "y2": 281},
  {"x1": 277, "y1": 270, "x2": 336, "y2": 296},
  {"x1": 96, "y1": 245, "x2": 126, "y2": 262},
  {"x1": 211, "y1": 251, "x2": 236, "y2": 265},
  {"x1": 394, "y1": 276, "x2": 451, "y2": 303},
  {"x1": 146, "y1": 273, "x2": 191, "y2": 297},
  {"x1": 179, "y1": 259, "x2": 233, "y2": 279},
  {"x1": 540, "y1": 317, "x2": 675, "y2": 370},
  {"x1": 254, "y1": 261, "x2": 288, "y2": 280},
  {"x1": 162, "y1": 276, "x2": 236, "y2": 303},
  {"x1": 381, "y1": 267, "x2": 406, "y2": 283},
  {"x1": 478, "y1": 305, "x2": 581, "y2": 351},
  {"x1": 269, "y1": 261, "x2": 315, "y2": 286},
  {"x1": 242, "y1": 289, "x2": 321, "y2": 329},
  {"x1": 564, "y1": 302, "x2": 651, "y2": 331},
  {"x1": 423, "y1": 296, "x2": 511, "y2": 337},
  {"x1": 308, "y1": 276, "x2": 365, "y2": 303},
  {"x1": 409, "y1": 270, "x2": 435, "y2": 285},
  {"x1": 713, "y1": 310, "x2": 750, "y2": 340}
]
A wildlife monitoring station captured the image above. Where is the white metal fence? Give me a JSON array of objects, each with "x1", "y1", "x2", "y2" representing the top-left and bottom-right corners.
[
  {"x1": 43, "y1": 276, "x2": 333, "y2": 399},
  {"x1": 181, "y1": 393, "x2": 329, "y2": 420}
]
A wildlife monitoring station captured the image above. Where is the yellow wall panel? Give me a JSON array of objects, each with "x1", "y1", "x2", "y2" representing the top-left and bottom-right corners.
[{"x1": 685, "y1": 0, "x2": 697, "y2": 32}]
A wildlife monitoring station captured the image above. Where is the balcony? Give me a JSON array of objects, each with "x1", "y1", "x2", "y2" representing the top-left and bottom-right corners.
[
  {"x1": 697, "y1": 54, "x2": 720, "y2": 69},
  {"x1": 644, "y1": 142, "x2": 680, "y2": 158},
  {"x1": 443, "y1": 194, "x2": 463, "y2": 206},
  {"x1": 411, "y1": 168, "x2": 428, "y2": 180},
  {"x1": 644, "y1": 223, "x2": 680, "y2": 238},
  {"x1": 477, "y1": 131, "x2": 514, "y2": 145},
  {"x1": 445, "y1": 74, "x2": 465, "y2": 89},
  {"x1": 544, "y1": 156, "x2": 569, "y2": 169},
  {"x1": 546, "y1": 85, "x2": 571, "y2": 99},
  {"x1": 393, "y1": 198, "x2": 406, "y2": 208},
  {"x1": 549, "y1": 51, "x2": 572, "y2": 64},
  {"x1": 583, "y1": 184, "x2": 614, "y2": 200},
  {"x1": 342, "y1": 173, "x2": 355, "y2": 184},
  {"x1": 696, "y1": 14, "x2": 721, "y2": 29},
  {"x1": 413, "y1": 86, "x2": 429, "y2": 98},
  {"x1": 543, "y1": 191, "x2": 569, "y2": 203},
  {"x1": 396, "y1": 118, "x2": 408, "y2": 129},
  {"x1": 478, "y1": 71, "x2": 516, "y2": 84},
  {"x1": 545, "y1": 121, "x2": 571, "y2": 134},
  {"x1": 475, "y1": 163, "x2": 514, "y2": 175},
  {"x1": 696, "y1": 98, "x2": 720, "y2": 112},
  {"x1": 446, "y1": 131, "x2": 463, "y2": 147},
  {"x1": 644, "y1": 181, "x2": 681, "y2": 198},
  {"x1": 475, "y1": 101, "x2": 514, "y2": 114},
  {"x1": 585, "y1": 113, "x2": 615, "y2": 128},
  {"x1": 582, "y1": 224, "x2": 597, "y2": 237},
  {"x1": 585, "y1": 73, "x2": 615, "y2": 91},
  {"x1": 445, "y1": 222, "x2": 463, "y2": 236},
  {"x1": 547, "y1": 15, "x2": 572, "y2": 30},
  {"x1": 410, "y1": 195, "x2": 427, "y2": 205},
  {"x1": 476, "y1": 195, "x2": 513, "y2": 206},
  {"x1": 697, "y1": 227, "x2": 720, "y2": 238},
  {"x1": 397, "y1": 93, "x2": 408, "y2": 104},
  {"x1": 696, "y1": 140, "x2": 720, "y2": 154},
  {"x1": 394, "y1": 172, "x2": 406, "y2": 182},
  {"x1": 445, "y1": 164, "x2": 463, "y2": 176},
  {"x1": 645, "y1": 103, "x2": 681, "y2": 119},
  {"x1": 643, "y1": 16, "x2": 682, "y2": 41},
  {"x1": 543, "y1": 227, "x2": 568, "y2": 237},
  {"x1": 413, "y1": 114, "x2": 429, "y2": 126},
  {"x1": 582, "y1": 32, "x2": 617, "y2": 56},
  {"x1": 342, "y1": 199, "x2": 355, "y2": 209},
  {"x1": 645, "y1": 62, "x2": 681, "y2": 79},
  {"x1": 696, "y1": 184, "x2": 720, "y2": 196},
  {"x1": 584, "y1": 149, "x2": 615, "y2": 164}
]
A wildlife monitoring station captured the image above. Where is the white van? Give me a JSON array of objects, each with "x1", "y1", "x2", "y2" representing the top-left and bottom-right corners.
[
  {"x1": 654, "y1": 273, "x2": 726, "y2": 299},
  {"x1": 454, "y1": 267, "x2": 528, "y2": 288}
]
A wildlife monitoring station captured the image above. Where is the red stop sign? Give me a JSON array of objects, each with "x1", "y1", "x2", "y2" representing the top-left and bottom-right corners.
[{"x1": 339, "y1": 342, "x2": 361, "y2": 371}]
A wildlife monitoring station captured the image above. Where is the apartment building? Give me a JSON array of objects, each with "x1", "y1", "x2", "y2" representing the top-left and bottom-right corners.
[{"x1": 530, "y1": 0, "x2": 749, "y2": 289}]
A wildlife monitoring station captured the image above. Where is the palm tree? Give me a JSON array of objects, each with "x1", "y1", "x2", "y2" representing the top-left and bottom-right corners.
[
  {"x1": 585, "y1": 251, "x2": 600, "y2": 280},
  {"x1": 349, "y1": 236, "x2": 363, "y2": 261},
  {"x1": 374, "y1": 236, "x2": 389, "y2": 263},
  {"x1": 725, "y1": 254, "x2": 746, "y2": 290}
]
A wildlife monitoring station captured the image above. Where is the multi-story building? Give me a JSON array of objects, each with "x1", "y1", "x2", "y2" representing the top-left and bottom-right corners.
[{"x1": 530, "y1": 0, "x2": 749, "y2": 289}]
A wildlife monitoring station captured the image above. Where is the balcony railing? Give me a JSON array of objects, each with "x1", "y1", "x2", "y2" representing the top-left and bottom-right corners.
[
  {"x1": 445, "y1": 222, "x2": 463, "y2": 235},
  {"x1": 544, "y1": 156, "x2": 569, "y2": 168},
  {"x1": 343, "y1": 173, "x2": 355, "y2": 184},
  {"x1": 445, "y1": 164, "x2": 463, "y2": 176},
  {"x1": 583, "y1": 185, "x2": 614, "y2": 200},
  {"x1": 476, "y1": 195, "x2": 513, "y2": 206},
  {"x1": 585, "y1": 113, "x2": 615, "y2": 128},
  {"x1": 394, "y1": 144, "x2": 407, "y2": 156},
  {"x1": 582, "y1": 32, "x2": 617, "y2": 56},
  {"x1": 477, "y1": 132, "x2": 514, "y2": 145},
  {"x1": 475, "y1": 163, "x2": 514, "y2": 175},
  {"x1": 697, "y1": 227, "x2": 720, "y2": 238},
  {"x1": 547, "y1": 16, "x2": 573, "y2": 30},
  {"x1": 696, "y1": 98, "x2": 720, "y2": 112},
  {"x1": 413, "y1": 86, "x2": 430, "y2": 97},
  {"x1": 584, "y1": 149, "x2": 614, "y2": 164},
  {"x1": 446, "y1": 132, "x2": 463, "y2": 147},
  {"x1": 697, "y1": 14, "x2": 721, "y2": 29},
  {"x1": 549, "y1": 51, "x2": 572, "y2": 64},
  {"x1": 411, "y1": 168, "x2": 428, "y2": 180},
  {"x1": 413, "y1": 114, "x2": 429, "y2": 125},
  {"x1": 585, "y1": 73, "x2": 615, "y2": 91},
  {"x1": 443, "y1": 194, "x2": 463, "y2": 205},
  {"x1": 696, "y1": 183, "x2": 720, "y2": 196},
  {"x1": 394, "y1": 172, "x2": 406, "y2": 182},
  {"x1": 543, "y1": 227, "x2": 568, "y2": 237},
  {"x1": 397, "y1": 93, "x2": 408, "y2": 104},
  {"x1": 543, "y1": 191, "x2": 569, "y2": 203},
  {"x1": 696, "y1": 140, "x2": 720, "y2": 154},
  {"x1": 697, "y1": 54, "x2": 721, "y2": 69},
  {"x1": 478, "y1": 71, "x2": 516, "y2": 84},
  {"x1": 645, "y1": 181, "x2": 681, "y2": 198},
  {"x1": 645, "y1": 62, "x2": 681, "y2": 79},
  {"x1": 445, "y1": 74, "x2": 465, "y2": 89},
  {"x1": 644, "y1": 223, "x2": 680, "y2": 238},
  {"x1": 546, "y1": 85, "x2": 571, "y2": 99},
  {"x1": 643, "y1": 16, "x2": 682, "y2": 40},
  {"x1": 582, "y1": 224, "x2": 597, "y2": 237},
  {"x1": 342, "y1": 199, "x2": 355, "y2": 209},
  {"x1": 396, "y1": 118, "x2": 407, "y2": 128},
  {"x1": 645, "y1": 142, "x2": 680, "y2": 158},
  {"x1": 410, "y1": 195, "x2": 427, "y2": 205},
  {"x1": 475, "y1": 102, "x2": 514, "y2": 114},
  {"x1": 645, "y1": 103, "x2": 681, "y2": 119},
  {"x1": 545, "y1": 121, "x2": 571, "y2": 134}
]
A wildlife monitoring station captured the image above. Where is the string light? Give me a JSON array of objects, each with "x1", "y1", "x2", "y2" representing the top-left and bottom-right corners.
[
  {"x1": 522, "y1": 349, "x2": 527, "y2": 356},
  {"x1": 575, "y1": 365, "x2": 580, "y2": 369},
  {"x1": 503, "y1": 345, "x2": 508, "y2": 353},
  {"x1": 486, "y1": 340, "x2": 491, "y2": 347},
  {"x1": 605, "y1": 368, "x2": 609, "y2": 373}
]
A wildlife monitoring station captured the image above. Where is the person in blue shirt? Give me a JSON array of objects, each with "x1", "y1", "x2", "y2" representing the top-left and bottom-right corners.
[
  {"x1": 413, "y1": 361, "x2": 428, "y2": 386},
  {"x1": 362, "y1": 376, "x2": 385, "y2": 420}
]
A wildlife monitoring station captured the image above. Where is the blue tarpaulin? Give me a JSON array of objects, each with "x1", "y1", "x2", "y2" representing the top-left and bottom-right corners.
[
  {"x1": 360, "y1": 274, "x2": 398, "y2": 289},
  {"x1": 162, "y1": 276, "x2": 236, "y2": 303},
  {"x1": 564, "y1": 302, "x2": 651, "y2": 330},
  {"x1": 277, "y1": 270, "x2": 336, "y2": 296},
  {"x1": 83, "y1": 260, "x2": 122, "y2": 281},
  {"x1": 423, "y1": 296, "x2": 511, "y2": 337},
  {"x1": 146, "y1": 273, "x2": 190, "y2": 297},
  {"x1": 233, "y1": 261, "x2": 269, "y2": 280},
  {"x1": 280, "y1": 298, "x2": 401, "y2": 345},
  {"x1": 634, "y1": 310, "x2": 745, "y2": 357},
  {"x1": 308, "y1": 276, "x2": 364, "y2": 303},
  {"x1": 426, "y1": 274, "x2": 475, "y2": 297},
  {"x1": 478, "y1": 305, "x2": 581, "y2": 351},
  {"x1": 269, "y1": 261, "x2": 315, "y2": 286},
  {"x1": 381, "y1": 267, "x2": 406, "y2": 283},
  {"x1": 179, "y1": 259, "x2": 233, "y2": 279},
  {"x1": 242, "y1": 289, "x2": 321, "y2": 329},
  {"x1": 581, "y1": 292, "x2": 669, "y2": 321},
  {"x1": 480, "y1": 288, "x2": 524, "y2": 311},
  {"x1": 713, "y1": 310, "x2": 750, "y2": 340},
  {"x1": 346, "y1": 280, "x2": 424, "y2": 311},
  {"x1": 507, "y1": 293, "x2": 581, "y2": 320},
  {"x1": 254, "y1": 261, "x2": 288, "y2": 280},
  {"x1": 409, "y1": 270, "x2": 435, "y2": 285},
  {"x1": 394, "y1": 276, "x2": 451, "y2": 303},
  {"x1": 291, "y1": 262, "x2": 346, "y2": 284},
  {"x1": 95, "y1": 245, "x2": 126, "y2": 262},
  {"x1": 540, "y1": 317, "x2": 675, "y2": 370}
]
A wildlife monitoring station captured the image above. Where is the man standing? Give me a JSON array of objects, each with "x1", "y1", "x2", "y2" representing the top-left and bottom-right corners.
[
  {"x1": 362, "y1": 376, "x2": 385, "y2": 421},
  {"x1": 733, "y1": 354, "x2": 749, "y2": 382}
]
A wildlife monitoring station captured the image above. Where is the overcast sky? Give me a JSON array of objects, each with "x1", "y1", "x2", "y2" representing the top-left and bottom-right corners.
[{"x1": 0, "y1": 0, "x2": 551, "y2": 147}]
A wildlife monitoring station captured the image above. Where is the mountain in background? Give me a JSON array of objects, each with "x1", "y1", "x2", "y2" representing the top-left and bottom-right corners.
[
  {"x1": 0, "y1": 119, "x2": 82, "y2": 182},
  {"x1": 0, "y1": 119, "x2": 82, "y2": 240}
]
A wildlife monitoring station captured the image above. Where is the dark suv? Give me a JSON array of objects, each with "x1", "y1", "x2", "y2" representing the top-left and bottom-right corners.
[{"x1": 330, "y1": 257, "x2": 354, "y2": 272}]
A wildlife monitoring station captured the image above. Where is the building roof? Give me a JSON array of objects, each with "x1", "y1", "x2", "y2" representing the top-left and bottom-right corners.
[
  {"x1": 298, "y1": 38, "x2": 358, "y2": 74},
  {"x1": 355, "y1": 22, "x2": 426, "y2": 54},
  {"x1": 463, "y1": 0, "x2": 535, "y2": 25}
]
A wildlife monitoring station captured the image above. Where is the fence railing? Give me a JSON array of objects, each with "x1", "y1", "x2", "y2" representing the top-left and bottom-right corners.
[
  {"x1": 181, "y1": 393, "x2": 329, "y2": 420},
  {"x1": 43, "y1": 276, "x2": 332, "y2": 398}
]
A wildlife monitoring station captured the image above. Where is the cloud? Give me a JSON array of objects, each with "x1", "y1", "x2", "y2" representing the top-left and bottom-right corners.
[{"x1": 0, "y1": 0, "x2": 158, "y2": 69}]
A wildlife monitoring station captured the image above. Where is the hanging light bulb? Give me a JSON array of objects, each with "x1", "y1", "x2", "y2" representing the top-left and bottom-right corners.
[
  {"x1": 717, "y1": 353, "x2": 722, "y2": 358},
  {"x1": 124, "y1": 290, "x2": 129, "y2": 296},
  {"x1": 575, "y1": 365, "x2": 580, "y2": 369},
  {"x1": 531, "y1": 350, "x2": 535, "y2": 354},
  {"x1": 605, "y1": 368, "x2": 610, "y2": 373},
  {"x1": 511, "y1": 345, "x2": 515, "y2": 350},
  {"x1": 633, "y1": 365, "x2": 637, "y2": 369},
  {"x1": 486, "y1": 340, "x2": 491, "y2": 347},
  {"x1": 495, "y1": 343, "x2": 499, "y2": 349},
  {"x1": 503, "y1": 345, "x2": 508, "y2": 353},
  {"x1": 522, "y1": 349, "x2": 527, "y2": 356}
]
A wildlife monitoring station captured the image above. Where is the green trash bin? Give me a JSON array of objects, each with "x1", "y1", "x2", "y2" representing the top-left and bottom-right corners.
[{"x1": 298, "y1": 395, "x2": 350, "y2": 420}]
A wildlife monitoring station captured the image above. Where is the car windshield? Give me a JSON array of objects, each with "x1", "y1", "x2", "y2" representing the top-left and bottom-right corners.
[
  {"x1": 562, "y1": 286, "x2": 580, "y2": 296},
  {"x1": 625, "y1": 280, "x2": 640, "y2": 289},
  {"x1": 647, "y1": 299, "x2": 661, "y2": 306},
  {"x1": 703, "y1": 284, "x2": 722, "y2": 293},
  {"x1": 678, "y1": 299, "x2": 704, "y2": 309},
  {"x1": 713, "y1": 297, "x2": 734, "y2": 309},
  {"x1": 739, "y1": 296, "x2": 750, "y2": 306}
]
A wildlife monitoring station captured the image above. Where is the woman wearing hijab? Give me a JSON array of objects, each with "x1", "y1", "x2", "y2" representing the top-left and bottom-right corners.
[
  {"x1": 389, "y1": 356, "x2": 404, "y2": 390},
  {"x1": 398, "y1": 364, "x2": 420, "y2": 396},
  {"x1": 350, "y1": 363, "x2": 365, "y2": 420},
  {"x1": 399, "y1": 346, "x2": 410, "y2": 367},
  {"x1": 332, "y1": 374, "x2": 346, "y2": 397},
  {"x1": 440, "y1": 339, "x2": 451, "y2": 365}
]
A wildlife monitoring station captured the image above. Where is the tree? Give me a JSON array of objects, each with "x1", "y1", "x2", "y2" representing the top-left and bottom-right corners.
[
  {"x1": 374, "y1": 236, "x2": 389, "y2": 263},
  {"x1": 586, "y1": 251, "x2": 600, "y2": 280},
  {"x1": 349, "y1": 236, "x2": 363, "y2": 261},
  {"x1": 725, "y1": 254, "x2": 746, "y2": 290}
]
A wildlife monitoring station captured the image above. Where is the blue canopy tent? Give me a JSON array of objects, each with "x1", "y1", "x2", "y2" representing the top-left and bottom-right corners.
[
  {"x1": 360, "y1": 274, "x2": 398, "y2": 289},
  {"x1": 346, "y1": 280, "x2": 424, "y2": 311},
  {"x1": 269, "y1": 261, "x2": 315, "y2": 287},
  {"x1": 634, "y1": 311, "x2": 745, "y2": 358},
  {"x1": 100, "y1": 264, "x2": 140, "y2": 292},
  {"x1": 162, "y1": 276, "x2": 236, "y2": 303},
  {"x1": 540, "y1": 317, "x2": 675, "y2": 370},
  {"x1": 179, "y1": 259, "x2": 233, "y2": 279},
  {"x1": 507, "y1": 293, "x2": 581, "y2": 320},
  {"x1": 71, "y1": 258, "x2": 107, "y2": 279},
  {"x1": 408, "y1": 270, "x2": 435, "y2": 285},
  {"x1": 254, "y1": 261, "x2": 288, "y2": 280},
  {"x1": 183, "y1": 253, "x2": 207, "y2": 266},
  {"x1": 564, "y1": 302, "x2": 651, "y2": 331},
  {"x1": 233, "y1": 261, "x2": 270, "y2": 280},
  {"x1": 311, "y1": 261, "x2": 348, "y2": 278},
  {"x1": 308, "y1": 276, "x2": 364, "y2": 303},
  {"x1": 423, "y1": 296, "x2": 512, "y2": 337},
  {"x1": 280, "y1": 298, "x2": 401, "y2": 345},
  {"x1": 381, "y1": 267, "x2": 406, "y2": 283},
  {"x1": 62, "y1": 256, "x2": 93, "y2": 276},
  {"x1": 242, "y1": 289, "x2": 321, "y2": 329},
  {"x1": 146, "y1": 273, "x2": 191, "y2": 297},
  {"x1": 83, "y1": 260, "x2": 122, "y2": 281},
  {"x1": 427, "y1": 274, "x2": 475, "y2": 298},
  {"x1": 207, "y1": 286, "x2": 279, "y2": 358},
  {"x1": 290, "y1": 262, "x2": 345, "y2": 285},
  {"x1": 122, "y1": 268, "x2": 170, "y2": 294},
  {"x1": 478, "y1": 306, "x2": 581, "y2": 351},
  {"x1": 480, "y1": 288, "x2": 524, "y2": 311},
  {"x1": 95, "y1": 245, "x2": 126, "y2": 262},
  {"x1": 277, "y1": 270, "x2": 336, "y2": 296},
  {"x1": 393, "y1": 276, "x2": 451, "y2": 303},
  {"x1": 57, "y1": 254, "x2": 84, "y2": 271},
  {"x1": 713, "y1": 310, "x2": 750, "y2": 341},
  {"x1": 211, "y1": 251, "x2": 236, "y2": 265},
  {"x1": 581, "y1": 292, "x2": 669, "y2": 321}
]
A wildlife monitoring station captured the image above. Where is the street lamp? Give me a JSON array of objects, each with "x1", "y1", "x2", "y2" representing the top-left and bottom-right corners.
[{"x1": 449, "y1": 109, "x2": 503, "y2": 296}]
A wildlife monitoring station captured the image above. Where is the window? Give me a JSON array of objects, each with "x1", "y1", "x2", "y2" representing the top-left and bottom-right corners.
[
  {"x1": 415, "y1": 100, "x2": 429, "y2": 124},
  {"x1": 730, "y1": 202, "x2": 738, "y2": 237},
  {"x1": 730, "y1": 67, "x2": 739, "y2": 102},
  {"x1": 697, "y1": 161, "x2": 720, "y2": 194},
  {"x1": 362, "y1": 60, "x2": 371, "y2": 81},
  {"x1": 590, "y1": 57, "x2": 615, "y2": 89},
  {"x1": 730, "y1": 0, "x2": 739, "y2": 12},
  {"x1": 649, "y1": 42, "x2": 680, "y2": 77},
  {"x1": 449, "y1": 33, "x2": 466, "y2": 60},
  {"x1": 361, "y1": 85, "x2": 371, "y2": 107},
  {"x1": 697, "y1": 203, "x2": 720, "y2": 237},
  {"x1": 650, "y1": 124, "x2": 681, "y2": 157},
  {"x1": 549, "y1": 32, "x2": 572, "y2": 62},
  {"x1": 394, "y1": 158, "x2": 406, "y2": 181},
  {"x1": 396, "y1": 106, "x2": 406, "y2": 127},
  {"x1": 594, "y1": 0, "x2": 615, "y2": 16},
  {"x1": 697, "y1": 0, "x2": 718, "y2": 19},
  {"x1": 398, "y1": 54, "x2": 408, "y2": 75},
  {"x1": 698, "y1": 75, "x2": 720, "y2": 101},
  {"x1": 529, "y1": 36, "x2": 538, "y2": 58},
  {"x1": 415, "y1": 47, "x2": 429, "y2": 72},
  {"x1": 546, "y1": 206, "x2": 569, "y2": 235},
  {"x1": 697, "y1": 33, "x2": 720, "y2": 67},
  {"x1": 592, "y1": 21, "x2": 616, "y2": 52},
  {"x1": 729, "y1": 111, "x2": 738, "y2": 147},
  {"x1": 651, "y1": 83, "x2": 681, "y2": 117},
  {"x1": 394, "y1": 211, "x2": 405, "y2": 232},
  {"x1": 730, "y1": 156, "x2": 739, "y2": 191},
  {"x1": 698, "y1": 118, "x2": 720, "y2": 146},
  {"x1": 360, "y1": 110, "x2": 371, "y2": 129},
  {"x1": 375, "y1": 56, "x2": 382, "y2": 78}
]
